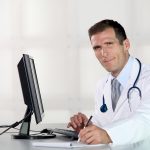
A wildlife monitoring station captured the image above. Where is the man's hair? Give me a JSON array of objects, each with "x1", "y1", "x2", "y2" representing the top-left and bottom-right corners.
[{"x1": 88, "y1": 19, "x2": 127, "y2": 44}]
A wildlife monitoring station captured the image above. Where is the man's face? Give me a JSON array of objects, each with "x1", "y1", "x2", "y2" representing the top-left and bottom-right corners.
[{"x1": 90, "y1": 28, "x2": 130, "y2": 77}]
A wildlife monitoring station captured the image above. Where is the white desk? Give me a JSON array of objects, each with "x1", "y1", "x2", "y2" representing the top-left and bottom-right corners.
[
  {"x1": 0, "y1": 123, "x2": 150, "y2": 150},
  {"x1": 0, "y1": 134, "x2": 109, "y2": 150}
]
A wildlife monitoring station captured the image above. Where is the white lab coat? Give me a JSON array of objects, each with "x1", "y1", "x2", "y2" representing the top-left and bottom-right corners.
[{"x1": 92, "y1": 58, "x2": 150, "y2": 145}]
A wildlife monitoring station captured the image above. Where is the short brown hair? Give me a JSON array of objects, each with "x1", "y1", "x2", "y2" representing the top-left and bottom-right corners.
[{"x1": 88, "y1": 19, "x2": 127, "y2": 45}]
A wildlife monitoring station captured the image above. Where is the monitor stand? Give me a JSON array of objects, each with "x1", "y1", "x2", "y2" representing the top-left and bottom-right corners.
[{"x1": 12, "y1": 107, "x2": 56, "y2": 139}]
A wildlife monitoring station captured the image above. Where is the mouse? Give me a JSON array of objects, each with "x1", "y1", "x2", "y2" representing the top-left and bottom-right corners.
[{"x1": 41, "y1": 129, "x2": 53, "y2": 134}]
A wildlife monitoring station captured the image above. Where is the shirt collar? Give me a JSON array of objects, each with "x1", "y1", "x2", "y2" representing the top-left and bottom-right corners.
[{"x1": 110, "y1": 56, "x2": 134, "y2": 88}]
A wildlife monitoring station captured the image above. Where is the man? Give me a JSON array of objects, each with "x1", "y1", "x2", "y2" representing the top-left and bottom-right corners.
[{"x1": 67, "y1": 19, "x2": 150, "y2": 145}]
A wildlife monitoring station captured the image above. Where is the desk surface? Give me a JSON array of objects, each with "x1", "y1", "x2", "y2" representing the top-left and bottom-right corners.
[{"x1": 0, "y1": 123, "x2": 150, "y2": 150}]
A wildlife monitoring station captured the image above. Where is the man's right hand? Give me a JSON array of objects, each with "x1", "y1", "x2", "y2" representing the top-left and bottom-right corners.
[{"x1": 67, "y1": 112, "x2": 89, "y2": 132}]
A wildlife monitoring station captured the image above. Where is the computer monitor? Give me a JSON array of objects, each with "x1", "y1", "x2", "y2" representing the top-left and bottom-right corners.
[{"x1": 13, "y1": 54, "x2": 55, "y2": 139}]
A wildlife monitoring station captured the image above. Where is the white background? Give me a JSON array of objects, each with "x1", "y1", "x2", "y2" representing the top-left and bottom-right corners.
[{"x1": 0, "y1": 0, "x2": 150, "y2": 125}]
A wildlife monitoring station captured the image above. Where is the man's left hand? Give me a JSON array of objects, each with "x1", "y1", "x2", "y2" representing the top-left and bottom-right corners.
[{"x1": 79, "y1": 125, "x2": 112, "y2": 144}]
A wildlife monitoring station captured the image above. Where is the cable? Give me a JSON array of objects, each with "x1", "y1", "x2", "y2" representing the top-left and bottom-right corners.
[
  {"x1": 0, "y1": 111, "x2": 32, "y2": 135},
  {"x1": 0, "y1": 125, "x2": 41, "y2": 133},
  {"x1": 0, "y1": 125, "x2": 11, "y2": 128}
]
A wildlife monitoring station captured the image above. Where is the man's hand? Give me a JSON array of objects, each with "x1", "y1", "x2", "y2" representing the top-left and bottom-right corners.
[
  {"x1": 67, "y1": 112, "x2": 89, "y2": 132},
  {"x1": 79, "y1": 125, "x2": 112, "y2": 144}
]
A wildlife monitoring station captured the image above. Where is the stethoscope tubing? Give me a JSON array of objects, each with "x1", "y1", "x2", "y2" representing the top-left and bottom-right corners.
[
  {"x1": 127, "y1": 58, "x2": 142, "y2": 99},
  {"x1": 100, "y1": 58, "x2": 142, "y2": 113}
]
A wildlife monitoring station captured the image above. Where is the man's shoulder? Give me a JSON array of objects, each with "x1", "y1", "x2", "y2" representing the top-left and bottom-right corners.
[
  {"x1": 132, "y1": 57, "x2": 150, "y2": 78},
  {"x1": 141, "y1": 63, "x2": 150, "y2": 79}
]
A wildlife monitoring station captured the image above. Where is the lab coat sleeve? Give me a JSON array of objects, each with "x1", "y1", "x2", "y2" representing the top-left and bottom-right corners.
[
  {"x1": 104, "y1": 112, "x2": 150, "y2": 146},
  {"x1": 103, "y1": 68, "x2": 150, "y2": 145}
]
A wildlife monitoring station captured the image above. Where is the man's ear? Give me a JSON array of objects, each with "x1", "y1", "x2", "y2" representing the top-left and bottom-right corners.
[{"x1": 123, "y1": 39, "x2": 130, "y2": 50}]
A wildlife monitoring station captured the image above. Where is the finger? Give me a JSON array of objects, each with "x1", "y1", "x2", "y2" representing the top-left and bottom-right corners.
[
  {"x1": 67, "y1": 122, "x2": 72, "y2": 128},
  {"x1": 67, "y1": 113, "x2": 87, "y2": 131},
  {"x1": 77, "y1": 114, "x2": 83, "y2": 124},
  {"x1": 78, "y1": 113, "x2": 87, "y2": 123},
  {"x1": 85, "y1": 135, "x2": 96, "y2": 144},
  {"x1": 70, "y1": 117, "x2": 79, "y2": 129},
  {"x1": 79, "y1": 125, "x2": 96, "y2": 141},
  {"x1": 79, "y1": 127, "x2": 90, "y2": 139},
  {"x1": 67, "y1": 122, "x2": 78, "y2": 131},
  {"x1": 67, "y1": 117, "x2": 77, "y2": 129},
  {"x1": 79, "y1": 130, "x2": 93, "y2": 144},
  {"x1": 80, "y1": 126, "x2": 106, "y2": 144},
  {"x1": 71, "y1": 115, "x2": 82, "y2": 127},
  {"x1": 70, "y1": 114, "x2": 84, "y2": 129},
  {"x1": 85, "y1": 131, "x2": 104, "y2": 144}
]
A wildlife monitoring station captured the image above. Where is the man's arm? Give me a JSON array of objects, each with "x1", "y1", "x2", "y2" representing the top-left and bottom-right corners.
[{"x1": 103, "y1": 70, "x2": 150, "y2": 145}]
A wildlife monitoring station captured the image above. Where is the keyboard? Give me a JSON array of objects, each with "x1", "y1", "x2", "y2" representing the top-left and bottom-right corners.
[{"x1": 49, "y1": 128, "x2": 78, "y2": 139}]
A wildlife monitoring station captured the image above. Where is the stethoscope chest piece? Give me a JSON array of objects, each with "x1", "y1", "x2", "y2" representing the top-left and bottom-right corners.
[
  {"x1": 100, "y1": 95, "x2": 108, "y2": 113},
  {"x1": 100, "y1": 103, "x2": 108, "y2": 113}
]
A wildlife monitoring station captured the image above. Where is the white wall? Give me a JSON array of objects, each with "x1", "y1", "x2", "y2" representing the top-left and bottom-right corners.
[{"x1": 0, "y1": 0, "x2": 150, "y2": 124}]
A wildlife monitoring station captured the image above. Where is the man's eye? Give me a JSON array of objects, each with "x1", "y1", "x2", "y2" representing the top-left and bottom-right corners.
[
  {"x1": 93, "y1": 46, "x2": 101, "y2": 51},
  {"x1": 106, "y1": 42, "x2": 113, "y2": 46}
]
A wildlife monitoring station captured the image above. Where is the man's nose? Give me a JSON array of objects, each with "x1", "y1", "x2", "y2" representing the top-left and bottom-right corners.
[{"x1": 101, "y1": 49, "x2": 108, "y2": 57}]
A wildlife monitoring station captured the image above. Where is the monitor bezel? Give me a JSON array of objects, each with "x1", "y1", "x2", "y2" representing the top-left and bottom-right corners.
[{"x1": 17, "y1": 54, "x2": 44, "y2": 124}]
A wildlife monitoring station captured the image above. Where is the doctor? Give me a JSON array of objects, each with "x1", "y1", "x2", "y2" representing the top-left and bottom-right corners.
[{"x1": 67, "y1": 19, "x2": 150, "y2": 145}]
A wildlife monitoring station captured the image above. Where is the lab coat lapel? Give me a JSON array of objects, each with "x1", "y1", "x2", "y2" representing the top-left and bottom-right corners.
[{"x1": 103, "y1": 75, "x2": 114, "y2": 114}]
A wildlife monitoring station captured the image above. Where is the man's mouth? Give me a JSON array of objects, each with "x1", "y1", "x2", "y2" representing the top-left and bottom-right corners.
[{"x1": 103, "y1": 58, "x2": 114, "y2": 63}]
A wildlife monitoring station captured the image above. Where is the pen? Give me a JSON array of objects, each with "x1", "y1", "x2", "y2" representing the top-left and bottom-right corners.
[
  {"x1": 84, "y1": 115, "x2": 93, "y2": 127},
  {"x1": 77, "y1": 115, "x2": 93, "y2": 142}
]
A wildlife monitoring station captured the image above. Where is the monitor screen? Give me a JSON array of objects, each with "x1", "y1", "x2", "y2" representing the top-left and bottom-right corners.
[
  {"x1": 29, "y1": 58, "x2": 44, "y2": 122},
  {"x1": 13, "y1": 54, "x2": 55, "y2": 139}
]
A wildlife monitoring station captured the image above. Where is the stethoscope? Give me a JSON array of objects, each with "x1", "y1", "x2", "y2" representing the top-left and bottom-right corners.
[{"x1": 100, "y1": 58, "x2": 142, "y2": 113}]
